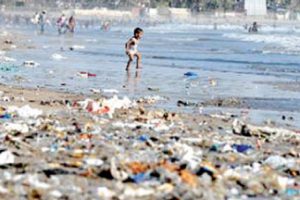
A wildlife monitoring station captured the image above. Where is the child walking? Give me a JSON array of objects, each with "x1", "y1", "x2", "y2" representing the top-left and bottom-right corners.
[{"x1": 125, "y1": 27, "x2": 144, "y2": 71}]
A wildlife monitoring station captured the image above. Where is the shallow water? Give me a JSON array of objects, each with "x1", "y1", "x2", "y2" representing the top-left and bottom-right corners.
[{"x1": 1, "y1": 23, "x2": 300, "y2": 127}]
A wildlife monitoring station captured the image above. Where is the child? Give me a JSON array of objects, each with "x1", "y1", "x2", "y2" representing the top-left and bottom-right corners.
[{"x1": 125, "y1": 27, "x2": 144, "y2": 71}]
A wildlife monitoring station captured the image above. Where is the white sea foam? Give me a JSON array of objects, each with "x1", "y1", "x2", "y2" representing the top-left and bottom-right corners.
[
  {"x1": 224, "y1": 32, "x2": 300, "y2": 54},
  {"x1": 148, "y1": 24, "x2": 244, "y2": 33}
]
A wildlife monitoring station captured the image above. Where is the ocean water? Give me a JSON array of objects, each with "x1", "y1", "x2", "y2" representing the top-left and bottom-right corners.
[{"x1": 1, "y1": 22, "x2": 300, "y2": 127}]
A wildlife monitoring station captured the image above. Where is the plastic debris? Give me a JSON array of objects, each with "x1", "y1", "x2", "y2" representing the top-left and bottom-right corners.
[
  {"x1": 71, "y1": 45, "x2": 86, "y2": 50},
  {"x1": 264, "y1": 155, "x2": 294, "y2": 169},
  {"x1": 148, "y1": 87, "x2": 160, "y2": 92},
  {"x1": 232, "y1": 144, "x2": 253, "y2": 153},
  {"x1": 102, "y1": 89, "x2": 119, "y2": 94},
  {"x1": 4, "y1": 122, "x2": 29, "y2": 133},
  {"x1": 77, "y1": 71, "x2": 97, "y2": 78},
  {"x1": 0, "y1": 63, "x2": 18, "y2": 72},
  {"x1": 0, "y1": 150, "x2": 15, "y2": 165},
  {"x1": 8, "y1": 105, "x2": 43, "y2": 118},
  {"x1": 51, "y1": 53, "x2": 67, "y2": 60},
  {"x1": 27, "y1": 175, "x2": 51, "y2": 189},
  {"x1": 90, "y1": 88, "x2": 101, "y2": 94},
  {"x1": 131, "y1": 172, "x2": 151, "y2": 183},
  {"x1": 23, "y1": 60, "x2": 40, "y2": 68},
  {"x1": 0, "y1": 113, "x2": 11, "y2": 119},
  {"x1": 76, "y1": 95, "x2": 134, "y2": 117},
  {"x1": 184, "y1": 72, "x2": 198, "y2": 78},
  {"x1": 0, "y1": 85, "x2": 297, "y2": 199},
  {"x1": 97, "y1": 187, "x2": 116, "y2": 199},
  {"x1": 84, "y1": 158, "x2": 104, "y2": 166}
]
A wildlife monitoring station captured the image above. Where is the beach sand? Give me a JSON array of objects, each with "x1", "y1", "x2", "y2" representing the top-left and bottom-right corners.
[
  {"x1": 0, "y1": 79, "x2": 299, "y2": 199},
  {"x1": 0, "y1": 19, "x2": 299, "y2": 199}
]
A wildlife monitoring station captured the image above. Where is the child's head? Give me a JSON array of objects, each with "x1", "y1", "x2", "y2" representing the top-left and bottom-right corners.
[{"x1": 134, "y1": 27, "x2": 143, "y2": 39}]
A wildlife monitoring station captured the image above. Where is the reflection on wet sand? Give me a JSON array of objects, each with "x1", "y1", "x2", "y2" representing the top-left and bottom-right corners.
[{"x1": 124, "y1": 69, "x2": 141, "y2": 93}]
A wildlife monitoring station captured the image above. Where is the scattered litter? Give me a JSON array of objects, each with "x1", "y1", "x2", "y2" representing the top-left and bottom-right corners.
[
  {"x1": 27, "y1": 175, "x2": 51, "y2": 189},
  {"x1": 0, "y1": 56, "x2": 16, "y2": 62},
  {"x1": 8, "y1": 105, "x2": 43, "y2": 118},
  {"x1": 137, "y1": 95, "x2": 167, "y2": 104},
  {"x1": 209, "y1": 79, "x2": 217, "y2": 87},
  {"x1": 90, "y1": 88, "x2": 101, "y2": 94},
  {"x1": 4, "y1": 122, "x2": 30, "y2": 133},
  {"x1": 0, "y1": 150, "x2": 15, "y2": 165},
  {"x1": 102, "y1": 89, "x2": 119, "y2": 94},
  {"x1": 71, "y1": 45, "x2": 85, "y2": 50},
  {"x1": 84, "y1": 158, "x2": 104, "y2": 166},
  {"x1": 23, "y1": 60, "x2": 40, "y2": 68},
  {"x1": 77, "y1": 71, "x2": 97, "y2": 78},
  {"x1": 51, "y1": 53, "x2": 67, "y2": 60},
  {"x1": 148, "y1": 87, "x2": 160, "y2": 92},
  {"x1": 0, "y1": 63, "x2": 18, "y2": 72},
  {"x1": 184, "y1": 72, "x2": 198, "y2": 78},
  {"x1": 0, "y1": 85, "x2": 297, "y2": 199},
  {"x1": 97, "y1": 187, "x2": 116, "y2": 199},
  {"x1": 177, "y1": 100, "x2": 198, "y2": 107},
  {"x1": 232, "y1": 144, "x2": 253, "y2": 153},
  {"x1": 76, "y1": 95, "x2": 135, "y2": 118}
]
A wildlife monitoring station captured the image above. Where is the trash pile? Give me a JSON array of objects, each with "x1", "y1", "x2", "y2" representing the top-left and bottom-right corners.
[{"x1": 0, "y1": 93, "x2": 299, "y2": 199}]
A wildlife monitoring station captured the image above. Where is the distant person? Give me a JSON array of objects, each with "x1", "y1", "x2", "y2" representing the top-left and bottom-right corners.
[
  {"x1": 101, "y1": 21, "x2": 110, "y2": 31},
  {"x1": 213, "y1": 23, "x2": 218, "y2": 30},
  {"x1": 125, "y1": 27, "x2": 144, "y2": 71},
  {"x1": 38, "y1": 11, "x2": 47, "y2": 33},
  {"x1": 67, "y1": 16, "x2": 76, "y2": 33},
  {"x1": 57, "y1": 14, "x2": 67, "y2": 34},
  {"x1": 31, "y1": 12, "x2": 39, "y2": 25},
  {"x1": 249, "y1": 22, "x2": 258, "y2": 33}
]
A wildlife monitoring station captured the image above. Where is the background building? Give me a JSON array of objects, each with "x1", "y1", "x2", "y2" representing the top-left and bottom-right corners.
[{"x1": 244, "y1": 0, "x2": 267, "y2": 15}]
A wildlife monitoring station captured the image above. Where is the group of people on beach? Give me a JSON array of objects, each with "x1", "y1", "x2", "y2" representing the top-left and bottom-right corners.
[
  {"x1": 56, "y1": 14, "x2": 76, "y2": 35},
  {"x1": 32, "y1": 11, "x2": 48, "y2": 33},
  {"x1": 32, "y1": 11, "x2": 76, "y2": 35}
]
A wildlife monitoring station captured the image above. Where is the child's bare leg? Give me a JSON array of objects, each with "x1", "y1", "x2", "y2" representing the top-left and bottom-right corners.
[
  {"x1": 126, "y1": 54, "x2": 134, "y2": 71},
  {"x1": 136, "y1": 52, "x2": 142, "y2": 69}
]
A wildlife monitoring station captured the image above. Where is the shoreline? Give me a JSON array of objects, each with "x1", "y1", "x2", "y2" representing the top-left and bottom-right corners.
[{"x1": 1, "y1": 26, "x2": 300, "y2": 129}]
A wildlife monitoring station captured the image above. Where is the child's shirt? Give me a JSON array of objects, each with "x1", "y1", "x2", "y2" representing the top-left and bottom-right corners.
[{"x1": 126, "y1": 37, "x2": 139, "y2": 54}]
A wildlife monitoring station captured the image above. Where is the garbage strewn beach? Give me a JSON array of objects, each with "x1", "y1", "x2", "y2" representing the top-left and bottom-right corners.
[
  {"x1": 0, "y1": 83, "x2": 298, "y2": 199},
  {"x1": 1, "y1": 7, "x2": 300, "y2": 200}
]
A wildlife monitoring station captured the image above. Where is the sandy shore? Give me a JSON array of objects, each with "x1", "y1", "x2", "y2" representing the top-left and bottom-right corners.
[
  {"x1": 0, "y1": 80, "x2": 299, "y2": 199},
  {"x1": 0, "y1": 20, "x2": 300, "y2": 199}
]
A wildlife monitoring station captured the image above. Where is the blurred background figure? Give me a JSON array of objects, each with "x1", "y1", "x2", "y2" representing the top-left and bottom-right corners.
[
  {"x1": 56, "y1": 13, "x2": 67, "y2": 35},
  {"x1": 67, "y1": 15, "x2": 76, "y2": 33},
  {"x1": 37, "y1": 10, "x2": 47, "y2": 34},
  {"x1": 249, "y1": 21, "x2": 259, "y2": 33},
  {"x1": 101, "y1": 21, "x2": 110, "y2": 31}
]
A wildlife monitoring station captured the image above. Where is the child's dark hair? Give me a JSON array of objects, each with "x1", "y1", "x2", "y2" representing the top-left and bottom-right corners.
[{"x1": 134, "y1": 27, "x2": 143, "y2": 35}]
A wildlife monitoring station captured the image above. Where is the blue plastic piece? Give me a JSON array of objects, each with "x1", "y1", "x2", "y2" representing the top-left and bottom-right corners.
[
  {"x1": 0, "y1": 113, "x2": 11, "y2": 119},
  {"x1": 232, "y1": 144, "x2": 253, "y2": 153},
  {"x1": 131, "y1": 173, "x2": 151, "y2": 183},
  {"x1": 184, "y1": 72, "x2": 198, "y2": 77},
  {"x1": 138, "y1": 135, "x2": 149, "y2": 142}
]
